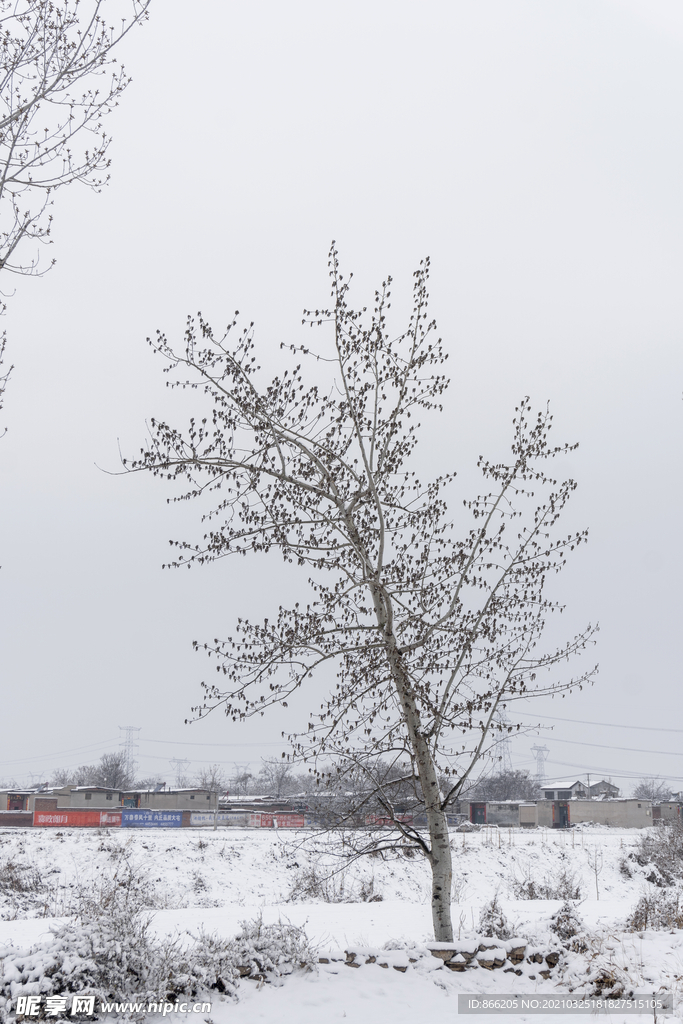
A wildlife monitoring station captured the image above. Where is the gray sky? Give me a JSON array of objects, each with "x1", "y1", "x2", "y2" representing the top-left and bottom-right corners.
[{"x1": 1, "y1": 0, "x2": 682, "y2": 794}]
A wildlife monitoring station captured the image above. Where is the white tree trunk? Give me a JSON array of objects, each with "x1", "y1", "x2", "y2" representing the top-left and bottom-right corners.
[{"x1": 386, "y1": 642, "x2": 454, "y2": 942}]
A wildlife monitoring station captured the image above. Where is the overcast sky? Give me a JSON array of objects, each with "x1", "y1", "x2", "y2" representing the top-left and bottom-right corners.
[{"x1": 1, "y1": 0, "x2": 682, "y2": 794}]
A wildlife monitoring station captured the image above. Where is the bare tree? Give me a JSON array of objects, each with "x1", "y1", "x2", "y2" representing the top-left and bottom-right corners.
[
  {"x1": 633, "y1": 777, "x2": 671, "y2": 802},
  {"x1": 194, "y1": 762, "x2": 228, "y2": 794},
  {"x1": 0, "y1": 333, "x2": 10, "y2": 436},
  {"x1": 258, "y1": 758, "x2": 295, "y2": 800},
  {"x1": 91, "y1": 750, "x2": 135, "y2": 788},
  {"x1": 0, "y1": 0, "x2": 150, "y2": 277},
  {"x1": 126, "y1": 247, "x2": 597, "y2": 941},
  {"x1": 52, "y1": 750, "x2": 135, "y2": 789},
  {"x1": 469, "y1": 769, "x2": 540, "y2": 802}
]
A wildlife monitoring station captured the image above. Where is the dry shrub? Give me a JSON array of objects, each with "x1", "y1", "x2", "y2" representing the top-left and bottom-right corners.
[
  {"x1": 626, "y1": 890, "x2": 683, "y2": 931},
  {"x1": 550, "y1": 900, "x2": 583, "y2": 942},
  {"x1": 511, "y1": 865, "x2": 582, "y2": 901},
  {"x1": 630, "y1": 823, "x2": 683, "y2": 886},
  {"x1": 287, "y1": 865, "x2": 381, "y2": 903},
  {"x1": 0, "y1": 860, "x2": 43, "y2": 895}
]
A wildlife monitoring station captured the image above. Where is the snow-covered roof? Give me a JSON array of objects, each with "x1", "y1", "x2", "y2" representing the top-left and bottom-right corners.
[
  {"x1": 121, "y1": 787, "x2": 212, "y2": 795},
  {"x1": 0, "y1": 787, "x2": 68, "y2": 795},
  {"x1": 69, "y1": 786, "x2": 122, "y2": 793}
]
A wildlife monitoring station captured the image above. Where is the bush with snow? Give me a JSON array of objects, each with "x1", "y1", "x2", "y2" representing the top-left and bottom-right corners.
[
  {"x1": 510, "y1": 864, "x2": 582, "y2": 901},
  {"x1": 549, "y1": 900, "x2": 583, "y2": 942},
  {"x1": 478, "y1": 895, "x2": 511, "y2": 940},
  {"x1": 287, "y1": 864, "x2": 382, "y2": 903},
  {"x1": 630, "y1": 822, "x2": 683, "y2": 886},
  {"x1": 0, "y1": 860, "x2": 316, "y2": 1017},
  {"x1": 626, "y1": 890, "x2": 683, "y2": 931}
]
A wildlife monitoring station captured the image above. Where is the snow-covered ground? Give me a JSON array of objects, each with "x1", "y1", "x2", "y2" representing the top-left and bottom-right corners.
[{"x1": 0, "y1": 825, "x2": 680, "y2": 1023}]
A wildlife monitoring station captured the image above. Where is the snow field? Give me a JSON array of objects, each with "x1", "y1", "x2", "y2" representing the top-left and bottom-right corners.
[{"x1": 0, "y1": 825, "x2": 681, "y2": 1023}]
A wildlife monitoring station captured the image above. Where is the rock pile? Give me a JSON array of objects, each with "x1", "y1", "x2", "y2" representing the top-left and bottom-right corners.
[
  {"x1": 317, "y1": 940, "x2": 563, "y2": 979},
  {"x1": 426, "y1": 940, "x2": 560, "y2": 978}
]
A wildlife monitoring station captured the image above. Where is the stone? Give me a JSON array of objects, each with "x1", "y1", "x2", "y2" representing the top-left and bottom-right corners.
[
  {"x1": 429, "y1": 948, "x2": 459, "y2": 961},
  {"x1": 478, "y1": 955, "x2": 506, "y2": 970}
]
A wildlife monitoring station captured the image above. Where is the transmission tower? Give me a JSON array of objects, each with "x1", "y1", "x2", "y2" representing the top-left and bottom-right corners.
[
  {"x1": 530, "y1": 744, "x2": 549, "y2": 785},
  {"x1": 170, "y1": 758, "x2": 191, "y2": 787},
  {"x1": 119, "y1": 725, "x2": 141, "y2": 775},
  {"x1": 494, "y1": 712, "x2": 514, "y2": 773}
]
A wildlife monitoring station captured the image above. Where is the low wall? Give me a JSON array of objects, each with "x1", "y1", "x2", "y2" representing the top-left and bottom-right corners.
[
  {"x1": 0, "y1": 811, "x2": 33, "y2": 827},
  {"x1": 34, "y1": 810, "x2": 122, "y2": 827},
  {"x1": 120, "y1": 810, "x2": 182, "y2": 828}
]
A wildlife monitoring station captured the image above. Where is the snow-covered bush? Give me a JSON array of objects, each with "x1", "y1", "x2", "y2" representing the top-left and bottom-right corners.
[
  {"x1": 510, "y1": 865, "x2": 582, "y2": 900},
  {"x1": 630, "y1": 823, "x2": 683, "y2": 886},
  {"x1": 1, "y1": 914, "x2": 159, "y2": 1007},
  {"x1": 626, "y1": 890, "x2": 683, "y2": 931},
  {"x1": 223, "y1": 917, "x2": 317, "y2": 981},
  {"x1": 287, "y1": 865, "x2": 381, "y2": 903},
  {"x1": 162, "y1": 918, "x2": 316, "y2": 999},
  {"x1": 549, "y1": 900, "x2": 583, "y2": 942},
  {"x1": 0, "y1": 860, "x2": 43, "y2": 897},
  {"x1": 478, "y1": 895, "x2": 511, "y2": 940},
  {"x1": 0, "y1": 857, "x2": 50, "y2": 920},
  {"x1": 0, "y1": 857, "x2": 316, "y2": 1017}
]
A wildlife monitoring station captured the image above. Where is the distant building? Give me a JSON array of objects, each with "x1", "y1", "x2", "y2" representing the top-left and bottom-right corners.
[
  {"x1": 0, "y1": 787, "x2": 70, "y2": 812},
  {"x1": 543, "y1": 779, "x2": 620, "y2": 800},
  {"x1": 537, "y1": 798, "x2": 651, "y2": 828},
  {"x1": 0, "y1": 786, "x2": 218, "y2": 812},
  {"x1": 589, "y1": 780, "x2": 620, "y2": 798}
]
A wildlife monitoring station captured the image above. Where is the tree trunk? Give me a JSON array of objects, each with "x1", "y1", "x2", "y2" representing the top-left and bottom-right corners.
[
  {"x1": 386, "y1": 642, "x2": 454, "y2": 941},
  {"x1": 420, "y1": 739, "x2": 454, "y2": 942}
]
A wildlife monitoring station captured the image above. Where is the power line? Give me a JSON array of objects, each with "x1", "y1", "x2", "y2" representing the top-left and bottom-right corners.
[
  {"x1": 136, "y1": 751, "x2": 267, "y2": 766},
  {"x1": 520, "y1": 712, "x2": 683, "y2": 735},
  {"x1": 541, "y1": 735, "x2": 683, "y2": 758},
  {"x1": 545, "y1": 757, "x2": 683, "y2": 784},
  {"x1": 142, "y1": 737, "x2": 285, "y2": 748},
  {"x1": 0, "y1": 739, "x2": 122, "y2": 768},
  {"x1": 0, "y1": 734, "x2": 289, "y2": 772}
]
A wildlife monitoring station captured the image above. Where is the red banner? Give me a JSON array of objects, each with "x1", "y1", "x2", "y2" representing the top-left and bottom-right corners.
[
  {"x1": 249, "y1": 812, "x2": 305, "y2": 828},
  {"x1": 34, "y1": 810, "x2": 122, "y2": 828}
]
